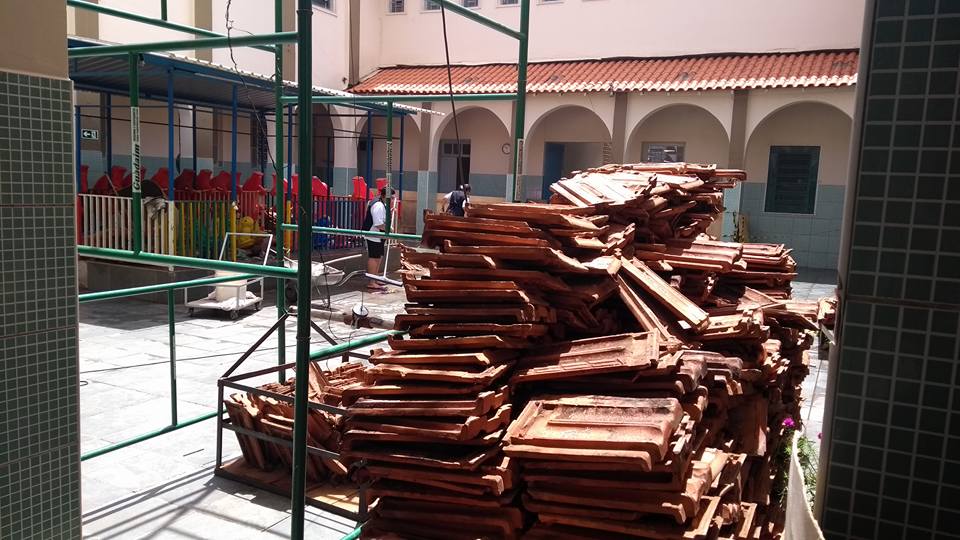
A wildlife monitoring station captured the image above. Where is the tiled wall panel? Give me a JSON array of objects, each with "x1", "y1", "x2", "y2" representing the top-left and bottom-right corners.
[
  {"x1": 824, "y1": 0, "x2": 960, "y2": 539},
  {"x1": 0, "y1": 70, "x2": 81, "y2": 539}
]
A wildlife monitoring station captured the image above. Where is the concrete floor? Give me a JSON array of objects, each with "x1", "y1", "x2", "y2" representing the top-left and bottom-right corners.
[
  {"x1": 78, "y1": 269, "x2": 837, "y2": 539},
  {"x1": 79, "y1": 288, "x2": 382, "y2": 540}
]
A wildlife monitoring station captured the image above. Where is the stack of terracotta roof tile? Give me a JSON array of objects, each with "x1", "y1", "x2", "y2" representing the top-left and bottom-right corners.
[
  {"x1": 341, "y1": 342, "x2": 523, "y2": 539},
  {"x1": 223, "y1": 362, "x2": 361, "y2": 482},
  {"x1": 351, "y1": 163, "x2": 828, "y2": 539}
]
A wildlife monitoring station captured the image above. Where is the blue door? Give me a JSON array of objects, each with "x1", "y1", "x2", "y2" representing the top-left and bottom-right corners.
[{"x1": 542, "y1": 142, "x2": 565, "y2": 201}]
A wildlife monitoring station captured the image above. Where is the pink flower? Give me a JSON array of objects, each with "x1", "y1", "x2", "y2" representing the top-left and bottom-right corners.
[{"x1": 782, "y1": 418, "x2": 796, "y2": 429}]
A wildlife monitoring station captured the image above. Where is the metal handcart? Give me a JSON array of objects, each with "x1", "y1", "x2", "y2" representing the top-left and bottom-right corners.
[{"x1": 184, "y1": 232, "x2": 272, "y2": 320}]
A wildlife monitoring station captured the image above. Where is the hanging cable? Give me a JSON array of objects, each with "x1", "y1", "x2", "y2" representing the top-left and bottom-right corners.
[
  {"x1": 439, "y1": 2, "x2": 465, "y2": 190},
  {"x1": 225, "y1": 0, "x2": 278, "y2": 176}
]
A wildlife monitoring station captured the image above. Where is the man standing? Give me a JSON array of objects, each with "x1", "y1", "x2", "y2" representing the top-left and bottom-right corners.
[
  {"x1": 363, "y1": 186, "x2": 388, "y2": 291},
  {"x1": 443, "y1": 183, "x2": 470, "y2": 217}
]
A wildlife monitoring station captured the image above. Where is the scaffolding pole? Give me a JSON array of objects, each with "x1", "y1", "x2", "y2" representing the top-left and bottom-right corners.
[
  {"x1": 275, "y1": 0, "x2": 287, "y2": 383},
  {"x1": 291, "y1": 0, "x2": 314, "y2": 536}
]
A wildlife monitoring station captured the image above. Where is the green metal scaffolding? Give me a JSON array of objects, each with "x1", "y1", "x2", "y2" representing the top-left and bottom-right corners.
[{"x1": 68, "y1": 1, "x2": 531, "y2": 538}]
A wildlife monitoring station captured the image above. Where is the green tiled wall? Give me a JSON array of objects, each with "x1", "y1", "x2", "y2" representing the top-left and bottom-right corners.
[
  {"x1": 0, "y1": 71, "x2": 81, "y2": 539},
  {"x1": 823, "y1": 0, "x2": 960, "y2": 539},
  {"x1": 739, "y1": 183, "x2": 845, "y2": 269}
]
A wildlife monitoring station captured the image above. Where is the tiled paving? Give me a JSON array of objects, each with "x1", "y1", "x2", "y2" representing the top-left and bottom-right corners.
[
  {"x1": 79, "y1": 288, "x2": 382, "y2": 540},
  {"x1": 793, "y1": 268, "x2": 838, "y2": 454},
  {"x1": 78, "y1": 269, "x2": 836, "y2": 539}
]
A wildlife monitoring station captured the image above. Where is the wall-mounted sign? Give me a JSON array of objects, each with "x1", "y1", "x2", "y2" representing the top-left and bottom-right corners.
[{"x1": 81, "y1": 128, "x2": 99, "y2": 141}]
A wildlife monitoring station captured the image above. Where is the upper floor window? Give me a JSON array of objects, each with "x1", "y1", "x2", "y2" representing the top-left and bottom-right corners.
[
  {"x1": 425, "y1": 0, "x2": 479, "y2": 9},
  {"x1": 500, "y1": 0, "x2": 519, "y2": 4},
  {"x1": 313, "y1": 0, "x2": 334, "y2": 12},
  {"x1": 389, "y1": 0, "x2": 405, "y2": 13}
]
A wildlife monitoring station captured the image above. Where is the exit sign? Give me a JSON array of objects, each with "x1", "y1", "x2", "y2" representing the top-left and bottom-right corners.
[{"x1": 81, "y1": 128, "x2": 99, "y2": 141}]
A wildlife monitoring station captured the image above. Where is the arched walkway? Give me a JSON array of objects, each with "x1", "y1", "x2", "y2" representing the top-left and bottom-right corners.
[
  {"x1": 524, "y1": 105, "x2": 612, "y2": 201},
  {"x1": 432, "y1": 107, "x2": 511, "y2": 198},
  {"x1": 741, "y1": 101, "x2": 852, "y2": 269},
  {"x1": 354, "y1": 113, "x2": 422, "y2": 188},
  {"x1": 311, "y1": 104, "x2": 336, "y2": 182},
  {"x1": 625, "y1": 104, "x2": 729, "y2": 165}
]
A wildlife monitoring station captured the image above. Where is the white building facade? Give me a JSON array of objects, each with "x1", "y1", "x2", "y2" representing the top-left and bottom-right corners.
[{"x1": 68, "y1": 0, "x2": 866, "y2": 269}]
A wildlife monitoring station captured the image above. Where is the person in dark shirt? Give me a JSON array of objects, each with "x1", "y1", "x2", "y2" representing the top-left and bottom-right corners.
[{"x1": 443, "y1": 183, "x2": 470, "y2": 217}]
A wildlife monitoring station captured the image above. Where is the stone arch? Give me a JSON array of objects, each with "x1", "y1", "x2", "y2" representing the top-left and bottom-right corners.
[
  {"x1": 523, "y1": 105, "x2": 612, "y2": 201},
  {"x1": 744, "y1": 101, "x2": 853, "y2": 188},
  {"x1": 353, "y1": 113, "x2": 422, "y2": 186},
  {"x1": 432, "y1": 106, "x2": 512, "y2": 198},
  {"x1": 311, "y1": 104, "x2": 336, "y2": 181}
]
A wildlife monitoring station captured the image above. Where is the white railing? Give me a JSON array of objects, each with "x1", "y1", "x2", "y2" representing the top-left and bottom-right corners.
[{"x1": 78, "y1": 194, "x2": 174, "y2": 255}]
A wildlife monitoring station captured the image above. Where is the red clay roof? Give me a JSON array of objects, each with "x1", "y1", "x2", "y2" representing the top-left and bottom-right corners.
[{"x1": 351, "y1": 50, "x2": 858, "y2": 95}]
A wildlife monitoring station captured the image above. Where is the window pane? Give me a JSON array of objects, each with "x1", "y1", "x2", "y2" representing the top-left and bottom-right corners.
[
  {"x1": 764, "y1": 146, "x2": 820, "y2": 214},
  {"x1": 389, "y1": 0, "x2": 405, "y2": 12},
  {"x1": 644, "y1": 143, "x2": 685, "y2": 163},
  {"x1": 314, "y1": 0, "x2": 332, "y2": 9},
  {"x1": 500, "y1": 0, "x2": 519, "y2": 4},
  {"x1": 463, "y1": 0, "x2": 479, "y2": 6},
  {"x1": 424, "y1": 0, "x2": 440, "y2": 9}
]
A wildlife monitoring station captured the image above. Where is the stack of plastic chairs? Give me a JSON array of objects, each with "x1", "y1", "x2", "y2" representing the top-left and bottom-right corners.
[
  {"x1": 174, "y1": 169, "x2": 196, "y2": 196},
  {"x1": 240, "y1": 172, "x2": 266, "y2": 222},
  {"x1": 79, "y1": 165, "x2": 89, "y2": 193},
  {"x1": 210, "y1": 171, "x2": 233, "y2": 194},
  {"x1": 148, "y1": 168, "x2": 170, "y2": 197},
  {"x1": 194, "y1": 169, "x2": 215, "y2": 193},
  {"x1": 351, "y1": 176, "x2": 367, "y2": 199}
]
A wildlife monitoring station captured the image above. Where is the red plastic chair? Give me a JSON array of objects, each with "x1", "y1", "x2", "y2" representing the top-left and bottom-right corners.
[
  {"x1": 194, "y1": 169, "x2": 214, "y2": 191},
  {"x1": 79, "y1": 165, "x2": 89, "y2": 193},
  {"x1": 241, "y1": 172, "x2": 266, "y2": 193},
  {"x1": 270, "y1": 174, "x2": 287, "y2": 196},
  {"x1": 174, "y1": 169, "x2": 196, "y2": 192},
  {"x1": 211, "y1": 171, "x2": 233, "y2": 192},
  {"x1": 351, "y1": 176, "x2": 367, "y2": 199},
  {"x1": 312, "y1": 176, "x2": 328, "y2": 198},
  {"x1": 149, "y1": 168, "x2": 170, "y2": 196},
  {"x1": 110, "y1": 166, "x2": 127, "y2": 188},
  {"x1": 119, "y1": 167, "x2": 144, "y2": 191}
]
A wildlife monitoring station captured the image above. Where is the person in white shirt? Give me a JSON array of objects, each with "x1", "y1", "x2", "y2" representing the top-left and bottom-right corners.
[{"x1": 364, "y1": 187, "x2": 388, "y2": 290}]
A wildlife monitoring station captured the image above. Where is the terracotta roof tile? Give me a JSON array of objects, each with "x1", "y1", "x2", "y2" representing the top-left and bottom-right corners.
[{"x1": 351, "y1": 50, "x2": 858, "y2": 94}]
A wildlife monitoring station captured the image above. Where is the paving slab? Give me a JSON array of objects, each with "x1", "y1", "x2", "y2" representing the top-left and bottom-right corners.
[{"x1": 79, "y1": 295, "x2": 374, "y2": 539}]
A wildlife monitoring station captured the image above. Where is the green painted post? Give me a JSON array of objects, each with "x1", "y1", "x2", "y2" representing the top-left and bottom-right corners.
[
  {"x1": 275, "y1": 0, "x2": 287, "y2": 384},
  {"x1": 130, "y1": 53, "x2": 143, "y2": 253},
  {"x1": 385, "y1": 102, "x2": 393, "y2": 234},
  {"x1": 292, "y1": 0, "x2": 314, "y2": 536},
  {"x1": 510, "y1": 0, "x2": 530, "y2": 202},
  {"x1": 80, "y1": 411, "x2": 218, "y2": 461},
  {"x1": 79, "y1": 273, "x2": 259, "y2": 303},
  {"x1": 160, "y1": 0, "x2": 168, "y2": 20},
  {"x1": 77, "y1": 246, "x2": 296, "y2": 279},
  {"x1": 167, "y1": 289, "x2": 178, "y2": 424}
]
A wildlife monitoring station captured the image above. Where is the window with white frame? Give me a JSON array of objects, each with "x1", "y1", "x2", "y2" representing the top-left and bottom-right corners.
[
  {"x1": 463, "y1": 0, "x2": 479, "y2": 7},
  {"x1": 424, "y1": 0, "x2": 440, "y2": 10},
  {"x1": 389, "y1": 0, "x2": 405, "y2": 12},
  {"x1": 313, "y1": 0, "x2": 334, "y2": 11},
  {"x1": 500, "y1": 0, "x2": 519, "y2": 4}
]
